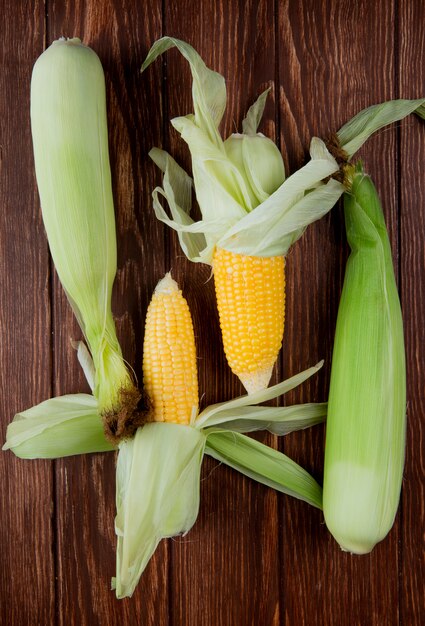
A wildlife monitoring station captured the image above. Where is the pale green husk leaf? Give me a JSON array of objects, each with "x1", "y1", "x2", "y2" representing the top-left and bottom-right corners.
[
  {"x1": 141, "y1": 36, "x2": 226, "y2": 146},
  {"x1": 323, "y1": 166, "x2": 406, "y2": 554},
  {"x1": 150, "y1": 147, "x2": 208, "y2": 261},
  {"x1": 2, "y1": 394, "x2": 112, "y2": 459},
  {"x1": 416, "y1": 104, "x2": 425, "y2": 119},
  {"x1": 242, "y1": 88, "x2": 270, "y2": 135},
  {"x1": 171, "y1": 114, "x2": 255, "y2": 218},
  {"x1": 217, "y1": 148, "x2": 343, "y2": 256},
  {"x1": 142, "y1": 38, "x2": 344, "y2": 263},
  {"x1": 224, "y1": 131, "x2": 286, "y2": 206},
  {"x1": 31, "y1": 38, "x2": 135, "y2": 414},
  {"x1": 205, "y1": 431, "x2": 323, "y2": 509},
  {"x1": 198, "y1": 402, "x2": 326, "y2": 434},
  {"x1": 113, "y1": 423, "x2": 206, "y2": 598},
  {"x1": 148, "y1": 140, "x2": 343, "y2": 262},
  {"x1": 196, "y1": 360, "x2": 324, "y2": 427},
  {"x1": 337, "y1": 98, "x2": 425, "y2": 159}
]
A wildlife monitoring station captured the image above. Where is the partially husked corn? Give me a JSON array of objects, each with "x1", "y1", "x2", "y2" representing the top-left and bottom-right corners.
[
  {"x1": 143, "y1": 273, "x2": 199, "y2": 424},
  {"x1": 213, "y1": 247, "x2": 285, "y2": 394}
]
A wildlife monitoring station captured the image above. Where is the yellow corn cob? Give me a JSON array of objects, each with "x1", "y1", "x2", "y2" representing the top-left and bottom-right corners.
[
  {"x1": 213, "y1": 246, "x2": 285, "y2": 394},
  {"x1": 143, "y1": 273, "x2": 199, "y2": 424}
]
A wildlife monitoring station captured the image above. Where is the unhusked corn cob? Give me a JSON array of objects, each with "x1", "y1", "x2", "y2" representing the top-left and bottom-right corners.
[
  {"x1": 213, "y1": 246, "x2": 285, "y2": 394},
  {"x1": 143, "y1": 273, "x2": 199, "y2": 424}
]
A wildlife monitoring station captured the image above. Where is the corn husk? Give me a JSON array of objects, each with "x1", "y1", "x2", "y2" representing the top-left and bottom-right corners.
[
  {"x1": 337, "y1": 98, "x2": 425, "y2": 158},
  {"x1": 142, "y1": 37, "x2": 344, "y2": 264},
  {"x1": 113, "y1": 423, "x2": 206, "y2": 598},
  {"x1": 2, "y1": 394, "x2": 113, "y2": 459},
  {"x1": 113, "y1": 414, "x2": 324, "y2": 598},
  {"x1": 323, "y1": 165, "x2": 406, "y2": 554},
  {"x1": 30, "y1": 38, "x2": 139, "y2": 434},
  {"x1": 205, "y1": 431, "x2": 322, "y2": 509}
]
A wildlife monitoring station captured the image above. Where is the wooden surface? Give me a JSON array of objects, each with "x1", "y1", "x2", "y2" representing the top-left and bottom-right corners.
[{"x1": 1, "y1": 1, "x2": 424, "y2": 624}]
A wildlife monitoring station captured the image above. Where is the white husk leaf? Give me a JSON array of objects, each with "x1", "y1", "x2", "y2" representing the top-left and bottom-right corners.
[
  {"x1": 72, "y1": 340, "x2": 95, "y2": 390},
  {"x1": 205, "y1": 430, "x2": 323, "y2": 509}
]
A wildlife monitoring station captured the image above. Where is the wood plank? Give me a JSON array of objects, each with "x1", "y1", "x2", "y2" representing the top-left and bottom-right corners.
[
  {"x1": 161, "y1": 1, "x2": 281, "y2": 624},
  {"x1": 277, "y1": 1, "x2": 401, "y2": 625},
  {"x1": 0, "y1": 2, "x2": 55, "y2": 624},
  {"x1": 47, "y1": 2, "x2": 167, "y2": 623},
  {"x1": 398, "y1": 2, "x2": 425, "y2": 624},
  {"x1": 2, "y1": 0, "x2": 424, "y2": 622}
]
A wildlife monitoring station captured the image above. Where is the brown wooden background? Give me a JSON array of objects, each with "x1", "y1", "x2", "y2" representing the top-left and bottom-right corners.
[{"x1": 1, "y1": 1, "x2": 424, "y2": 624}]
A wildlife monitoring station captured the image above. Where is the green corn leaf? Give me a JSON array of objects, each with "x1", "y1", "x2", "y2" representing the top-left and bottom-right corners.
[
  {"x1": 198, "y1": 402, "x2": 327, "y2": 434},
  {"x1": 205, "y1": 431, "x2": 323, "y2": 509},
  {"x1": 2, "y1": 394, "x2": 112, "y2": 459},
  {"x1": 337, "y1": 98, "x2": 425, "y2": 159}
]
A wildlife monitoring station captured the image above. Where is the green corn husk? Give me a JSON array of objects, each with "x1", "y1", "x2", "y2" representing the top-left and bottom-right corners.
[
  {"x1": 2, "y1": 394, "x2": 113, "y2": 459},
  {"x1": 337, "y1": 98, "x2": 425, "y2": 159},
  {"x1": 323, "y1": 164, "x2": 406, "y2": 554},
  {"x1": 205, "y1": 431, "x2": 323, "y2": 509},
  {"x1": 28, "y1": 38, "x2": 140, "y2": 442},
  {"x1": 113, "y1": 423, "x2": 206, "y2": 598}
]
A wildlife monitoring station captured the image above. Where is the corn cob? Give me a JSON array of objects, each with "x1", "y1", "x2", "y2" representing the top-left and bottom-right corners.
[
  {"x1": 213, "y1": 247, "x2": 285, "y2": 393},
  {"x1": 143, "y1": 273, "x2": 198, "y2": 424}
]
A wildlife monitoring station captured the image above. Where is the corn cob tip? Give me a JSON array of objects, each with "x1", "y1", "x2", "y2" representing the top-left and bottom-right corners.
[
  {"x1": 239, "y1": 366, "x2": 274, "y2": 395},
  {"x1": 155, "y1": 272, "x2": 179, "y2": 295},
  {"x1": 144, "y1": 272, "x2": 199, "y2": 425}
]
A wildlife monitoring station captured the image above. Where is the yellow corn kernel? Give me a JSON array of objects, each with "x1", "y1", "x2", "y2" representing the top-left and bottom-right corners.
[
  {"x1": 213, "y1": 246, "x2": 285, "y2": 394},
  {"x1": 143, "y1": 273, "x2": 199, "y2": 424}
]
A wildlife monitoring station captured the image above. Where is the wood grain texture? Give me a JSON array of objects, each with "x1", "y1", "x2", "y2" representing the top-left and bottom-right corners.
[
  {"x1": 0, "y1": 2, "x2": 56, "y2": 625},
  {"x1": 398, "y1": 2, "x2": 425, "y2": 624},
  {"x1": 1, "y1": 0, "x2": 424, "y2": 624}
]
